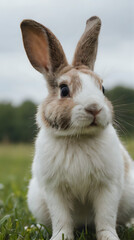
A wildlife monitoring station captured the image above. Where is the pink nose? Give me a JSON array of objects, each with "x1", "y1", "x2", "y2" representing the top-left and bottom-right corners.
[{"x1": 85, "y1": 104, "x2": 102, "y2": 117}]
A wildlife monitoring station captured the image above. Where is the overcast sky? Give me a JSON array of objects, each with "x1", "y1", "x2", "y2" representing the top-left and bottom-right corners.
[{"x1": 0, "y1": 0, "x2": 134, "y2": 105}]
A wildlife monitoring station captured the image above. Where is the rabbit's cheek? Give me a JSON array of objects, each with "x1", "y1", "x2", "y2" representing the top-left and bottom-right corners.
[{"x1": 40, "y1": 98, "x2": 75, "y2": 130}]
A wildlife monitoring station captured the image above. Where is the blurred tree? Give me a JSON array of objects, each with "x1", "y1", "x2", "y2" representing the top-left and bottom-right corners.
[
  {"x1": 0, "y1": 101, "x2": 37, "y2": 143},
  {"x1": 106, "y1": 86, "x2": 134, "y2": 136},
  {"x1": 15, "y1": 101, "x2": 37, "y2": 142},
  {"x1": 0, "y1": 103, "x2": 15, "y2": 142}
]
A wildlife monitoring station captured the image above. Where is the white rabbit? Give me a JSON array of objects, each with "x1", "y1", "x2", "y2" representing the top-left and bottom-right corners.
[{"x1": 20, "y1": 16, "x2": 134, "y2": 240}]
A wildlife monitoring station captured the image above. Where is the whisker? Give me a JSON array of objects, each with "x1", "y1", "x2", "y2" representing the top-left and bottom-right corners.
[{"x1": 113, "y1": 119, "x2": 128, "y2": 137}]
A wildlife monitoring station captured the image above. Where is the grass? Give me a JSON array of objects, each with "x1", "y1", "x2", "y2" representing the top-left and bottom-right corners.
[{"x1": 0, "y1": 139, "x2": 134, "y2": 240}]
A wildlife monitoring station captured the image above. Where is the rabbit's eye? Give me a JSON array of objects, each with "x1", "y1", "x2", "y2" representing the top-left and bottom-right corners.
[
  {"x1": 60, "y1": 84, "x2": 70, "y2": 98},
  {"x1": 102, "y1": 85, "x2": 105, "y2": 94}
]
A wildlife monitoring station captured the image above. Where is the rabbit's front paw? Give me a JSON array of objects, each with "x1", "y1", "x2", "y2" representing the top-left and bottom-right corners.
[{"x1": 97, "y1": 230, "x2": 120, "y2": 240}]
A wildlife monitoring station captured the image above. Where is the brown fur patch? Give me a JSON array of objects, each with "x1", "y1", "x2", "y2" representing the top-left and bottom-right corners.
[
  {"x1": 58, "y1": 68, "x2": 82, "y2": 96},
  {"x1": 75, "y1": 65, "x2": 103, "y2": 89},
  {"x1": 58, "y1": 65, "x2": 103, "y2": 97},
  {"x1": 39, "y1": 68, "x2": 82, "y2": 130},
  {"x1": 41, "y1": 94, "x2": 75, "y2": 130},
  {"x1": 57, "y1": 65, "x2": 74, "y2": 77}
]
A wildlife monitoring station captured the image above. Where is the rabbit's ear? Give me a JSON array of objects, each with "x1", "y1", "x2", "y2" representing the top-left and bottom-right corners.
[
  {"x1": 20, "y1": 20, "x2": 68, "y2": 87},
  {"x1": 72, "y1": 16, "x2": 101, "y2": 71}
]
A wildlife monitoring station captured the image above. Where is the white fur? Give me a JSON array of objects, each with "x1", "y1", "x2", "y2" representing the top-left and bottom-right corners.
[
  {"x1": 71, "y1": 72, "x2": 112, "y2": 130},
  {"x1": 28, "y1": 72, "x2": 134, "y2": 240}
]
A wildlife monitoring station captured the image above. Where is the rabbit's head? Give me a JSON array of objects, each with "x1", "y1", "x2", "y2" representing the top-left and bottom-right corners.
[{"x1": 21, "y1": 16, "x2": 113, "y2": 136}]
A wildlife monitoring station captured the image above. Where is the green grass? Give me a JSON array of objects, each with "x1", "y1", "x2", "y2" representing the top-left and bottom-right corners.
[{"x1": 0, "y1": 140, "x2": 134, "y2": 240}]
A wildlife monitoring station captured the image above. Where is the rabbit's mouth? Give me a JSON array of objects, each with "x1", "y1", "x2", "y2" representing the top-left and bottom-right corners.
[
  {"x1": 90, "y1": 122, "x2": 98, "y2": 127},
  {"x1": 90, "y1": 117, "x2": 98, "y2": 127}
]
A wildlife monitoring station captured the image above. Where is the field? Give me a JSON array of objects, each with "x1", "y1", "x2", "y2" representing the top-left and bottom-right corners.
[{"x1": 0, "y1": 139, "x2": 134, "y2": 240}]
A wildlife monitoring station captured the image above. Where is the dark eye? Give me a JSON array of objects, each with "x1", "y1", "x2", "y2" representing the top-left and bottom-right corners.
[
  {"x1": 60, "y1": 84, "x2": 70, "y2": 98},
  {"x1": 102, "y1": 85, "x2": 105, "y2": 94}
]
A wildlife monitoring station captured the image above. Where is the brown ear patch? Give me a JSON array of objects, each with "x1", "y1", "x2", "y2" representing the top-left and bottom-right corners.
[
  {"x1": 21, "y1": 20, "x2": 50, "y2": 73},
  {"x1": 72, "y1": 16, "x2": 101, "y2": 70},
  {"x1": 21, "y1": 20, "x2": 68, "y2": 87},
  {"x1": 45, "y1": 27, "x2": 68, "y2": 74}
]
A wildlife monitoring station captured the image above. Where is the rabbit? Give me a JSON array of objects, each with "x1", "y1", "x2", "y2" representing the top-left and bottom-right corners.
[{"x1": 20, "y1": 16, "x2": 134, "y2": 240}]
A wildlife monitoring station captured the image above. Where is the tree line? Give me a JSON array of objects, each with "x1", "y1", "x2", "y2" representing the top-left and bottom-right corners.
[
  {"x1": 0, "y1": 101, "x2": 37, "y2": 142},
  {"x1": 0, "y1": 86, "x2": 134, "y2": 143}
]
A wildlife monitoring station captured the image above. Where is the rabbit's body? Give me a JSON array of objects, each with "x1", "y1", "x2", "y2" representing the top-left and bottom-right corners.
[
  {"x1": 21, "y1": 17, "x2": 134, "y2": 240},
  {"x1": 28, "y1": 125, "x2": 123, "y2": 222},
  {"x1": 32, "y1": 124, "x2": 122, "y2": 206},
  {"x1": 28, "y1": 123, "x2": 134, "y2": 239}
]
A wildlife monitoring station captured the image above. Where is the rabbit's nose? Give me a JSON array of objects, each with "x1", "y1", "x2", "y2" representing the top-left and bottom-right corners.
[{"x1": 85, "y1": 104, "x2": 102, "y2": 116}]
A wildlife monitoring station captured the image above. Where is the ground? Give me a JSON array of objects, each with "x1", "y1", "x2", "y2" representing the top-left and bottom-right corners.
[{"x1": 0, "y1": 139, "x2": 134, "y2": 240}]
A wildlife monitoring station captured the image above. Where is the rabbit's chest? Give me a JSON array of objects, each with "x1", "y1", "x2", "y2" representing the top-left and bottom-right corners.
[
  {"x1": 59, "y1": 146, "x2": 105, "y2": 195},
  {"x1": 34, "y1": 126, "x2": 122, "y2": 202},
  {"x1": 39, "y1": 139, "x2": 110, "y2": 198}
]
